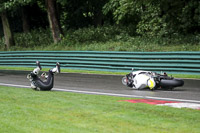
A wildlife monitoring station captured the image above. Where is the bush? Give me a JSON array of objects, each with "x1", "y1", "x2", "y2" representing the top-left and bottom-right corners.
[
  {"x1": 0, "y1": 28, "x2": 53, "y2": 50},
  {"x1": 0, "y1": 25, "x2": 199, "y2": 51},
  {"x1": 62, "y1": 25, "x2": 132, "y2": 45},
  {"x1": 14, "y1": 28, "x2": 52, "y2": 48}
]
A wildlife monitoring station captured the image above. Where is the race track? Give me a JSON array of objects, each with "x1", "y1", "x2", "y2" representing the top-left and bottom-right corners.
[{"x1": 0, "y1": 70, "x2": 200, "y2": 103}]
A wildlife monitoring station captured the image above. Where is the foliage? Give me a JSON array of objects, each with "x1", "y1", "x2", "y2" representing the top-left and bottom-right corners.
[
  {"x1": 0, "y1": 0, "x2": 33, "y2": 12},
  {"x1": 103, "y1": 0, "x2": 200, "y2": 36},
  {"x1": 103, "y1": 0, "x2": 140, "y2": 24},
  {"x1": 0, "y1": 26, "x2": 199, "y2": 52},
  {"x1": 180, "y1": 0, "x2": 200, "y2": 33},
  {"x1": 136, "y1": 2, "x2": 167, "y2": 36},
  {"x1": 58, "y1": 0, "x2": 108, "y2": 29},
  {"x1": 60, "y1": 26, "x2": 200, "y2": 48},
  {"x1": 0, "y1": 28, "x2": 52, "y2": 50},
  {"x1": 62, "y1": 25, "x2": 131, "y2": 44},
  {"x1": 0, "y1": 0, "x2": 200, "y2": 50}
]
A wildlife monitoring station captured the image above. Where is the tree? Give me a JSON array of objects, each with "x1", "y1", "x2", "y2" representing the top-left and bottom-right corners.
[
  {"x1": 45, "y1": 0, "x2": 63, "y2": 43},
  {"x1": 0, "y1": 11, "x2": 15, "y2": 49},
  {"x1": 0, "y1": 0, "x2": 33, "y2": 49},
  {"x1": 21, "y1": 6, "x2": 30, "y2": 32},
  {"x1": 0, "y1": 0, "x2": 15, "y2": 49},
  {"x1": 0, "y1": 0, "x2": 61, "y2": 48},
  {"x1": 103, "y1": 0, "x2": 200, "y2": 36}
]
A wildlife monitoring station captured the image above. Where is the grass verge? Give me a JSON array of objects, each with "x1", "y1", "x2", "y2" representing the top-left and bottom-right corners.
[
  {"x1": 0, "y1": 86, "x2": 200, "y2": 133},
  {"x1": 0, "y1": 66, "x2": 200, "y2": 79}
]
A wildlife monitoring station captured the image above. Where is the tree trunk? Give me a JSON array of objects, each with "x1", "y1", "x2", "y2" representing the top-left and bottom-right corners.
[
  {"x1": 21, "y1": 7, "x2": 30, "y2": 33},
  {"x1": 46, "y1": 0, "x2": 63, "y2": 43},
  {"x1": 1, "y1": 11, "x2": 15, "y2": 50},
  {"x1": 94, "y1": 8, "x2": 104, "y2": 27}
]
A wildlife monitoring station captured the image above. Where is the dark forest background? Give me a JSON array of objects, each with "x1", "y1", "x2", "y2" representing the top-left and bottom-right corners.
[{"x1": 0, "y1": 0, "x2": 199, "y2": 51}]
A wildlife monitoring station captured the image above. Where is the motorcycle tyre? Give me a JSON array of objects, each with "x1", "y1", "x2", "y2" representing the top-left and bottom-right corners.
[
  {"x1": 160, "y1": 79, "x2": 184, "y2": 88},
  {"x1": 122, "y1": 77, "x2": 127, "y2": 86}
]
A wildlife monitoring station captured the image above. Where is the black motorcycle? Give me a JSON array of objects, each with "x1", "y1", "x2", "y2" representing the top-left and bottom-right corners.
[{"x1": 27, "y1": 61, "x2": 60, "y2": 91}]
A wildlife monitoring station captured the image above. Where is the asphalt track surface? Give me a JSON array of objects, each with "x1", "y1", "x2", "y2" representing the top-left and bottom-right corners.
[{"x1": 0, "y1": 70, "x2": 200, "y2": 103}]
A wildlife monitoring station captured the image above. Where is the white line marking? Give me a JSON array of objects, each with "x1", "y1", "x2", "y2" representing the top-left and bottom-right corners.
[
  {"x1": 0, "y1": 83, "x2": 200, "y2": 103},
  {"x1": 52, "y1": 88, "x2": 200, "y2": 103},
  {"x1": 0, "y1": 83, "x2": 30, "y2": 88}
]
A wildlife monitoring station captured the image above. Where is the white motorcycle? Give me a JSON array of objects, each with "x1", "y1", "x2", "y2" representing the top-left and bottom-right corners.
[
  {"x1": 122, "y1": 69, "x2": 184, "y2": 90},
  {"x1": 27, "y1": 61, "x2": 60, "y2": 91}
]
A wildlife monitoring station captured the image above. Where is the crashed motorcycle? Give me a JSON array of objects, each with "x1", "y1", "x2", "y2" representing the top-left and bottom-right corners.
[
  {"x1": 27, "y1": 61, "x2": 60, "y2": 91},
  {"x1": 122, "y1": 69, "x2": 184, "y2": 90}
]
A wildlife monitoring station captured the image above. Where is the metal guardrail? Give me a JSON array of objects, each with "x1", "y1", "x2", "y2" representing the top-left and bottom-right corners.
[{"x1": 0, "y1": 51, "x2": 200, "y2": 74}]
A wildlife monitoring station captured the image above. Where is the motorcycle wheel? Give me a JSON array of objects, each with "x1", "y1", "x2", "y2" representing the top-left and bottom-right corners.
[
  {"x1": 122, "y1": 77, "x2": 128, "y2": 85},
  {"x1": 160, "y1": 79, "x2": 184, "y2": 88}
]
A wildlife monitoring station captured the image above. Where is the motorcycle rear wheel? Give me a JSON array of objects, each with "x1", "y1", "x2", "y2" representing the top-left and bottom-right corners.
[{"x1": 160, "y1": 79, "x2": 184, "y2": 88}]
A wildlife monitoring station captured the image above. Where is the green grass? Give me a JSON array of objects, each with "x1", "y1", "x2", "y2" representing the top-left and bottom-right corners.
[
  {"x1": 40, "y1": 37, "x2": 200, "y2": 52},
  {"x1": 6, "y1": 39, "x2": 200, "y2": 52},
  {"x1": 0, "y1": 86, "x2": 200, "y2": 133}
]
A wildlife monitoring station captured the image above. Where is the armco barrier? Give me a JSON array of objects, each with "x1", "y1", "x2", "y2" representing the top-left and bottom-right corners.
[{"x1": 0, "y1": 51, "x2": 199, "y2": 74}]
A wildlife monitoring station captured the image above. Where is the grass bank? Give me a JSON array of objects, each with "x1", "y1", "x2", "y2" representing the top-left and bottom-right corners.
[
  {"x1": 6, "y1": 37, "x2": 200, "y2": 52},
  {"x1": 0, "y1": 86, "x2": 200, "y2": 133},
  {"x1": 0, "y1": 26, "x2": 199, "y2": 51}
]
